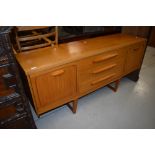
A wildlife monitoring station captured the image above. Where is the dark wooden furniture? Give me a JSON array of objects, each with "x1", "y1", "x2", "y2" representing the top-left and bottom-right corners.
[
  {"x1": 122, "y1": 26, "x2": 151, "y2": 38},
  {"x1": 148, "y1": 27, "x2": 155, "y2": 47},
  {"x1": 0, "y1": 27, "x2": 36, "y2": 129},
  {"x1": 59, "y1": 26, "x2": 121, "y2": 43}
]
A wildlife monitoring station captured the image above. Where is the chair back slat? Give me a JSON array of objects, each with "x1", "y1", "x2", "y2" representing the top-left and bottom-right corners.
[{"x1": 15, "y1": 26, "x2": 58, "y2": 52}]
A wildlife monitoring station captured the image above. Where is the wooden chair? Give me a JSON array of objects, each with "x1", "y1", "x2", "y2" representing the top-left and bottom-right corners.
[{"x1": 15, "y1": 26, "x2": 58, "y2": 52}]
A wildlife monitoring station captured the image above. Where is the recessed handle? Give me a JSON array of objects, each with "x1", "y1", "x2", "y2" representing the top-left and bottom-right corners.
[
  {"x1": 2, "y1": 73, "x2": 15, "y2": 89},
  {"x1": 93, "y1": 53, "x2": 118, "y2": 63},
  {"x1": 92, "y1": 64, "x2": 117, "y2": 74},
  {"x1": 16, "y1": 107, "x2": 24, "y2": 113},
  {"x1": 51, "y1": 69, "x2": 65, "y2": 76},
  {"x1": 133, "y1": 47, "x2": 140, "y2": 51}
]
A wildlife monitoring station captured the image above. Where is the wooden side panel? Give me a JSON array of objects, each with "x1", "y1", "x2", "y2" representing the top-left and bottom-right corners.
[{"x1": 30, "y1": 65, "x2": 77, "y2": 114}]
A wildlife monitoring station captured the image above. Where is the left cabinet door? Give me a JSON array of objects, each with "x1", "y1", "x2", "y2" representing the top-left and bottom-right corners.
[{"x1": 30, "y1": 65, "x2": 77, "y2": 114}]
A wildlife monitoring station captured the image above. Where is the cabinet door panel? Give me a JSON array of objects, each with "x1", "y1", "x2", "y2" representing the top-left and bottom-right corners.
[
  {"x1": 125, "y1": 42, "x2": 145, "y2": 74},
  {"x1": 31, "y1": 65, "x2": 77, "y2": 111}
]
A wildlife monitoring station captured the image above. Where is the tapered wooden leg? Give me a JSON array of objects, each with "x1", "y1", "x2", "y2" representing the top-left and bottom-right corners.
[
  {"x1": 72, "y1": 99, "x2": 77, "y2": 113},
  {"x1": 67, "y1": 99, "x2": 78, "y2": 114},
  {"x1": 107, "y1": 79, "x2": 120, "y2": 92}
]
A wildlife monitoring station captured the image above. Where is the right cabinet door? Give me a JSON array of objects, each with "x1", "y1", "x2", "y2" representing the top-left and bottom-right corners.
[{"x1": 125, "y1": 42, "x2": 145, "y2": 74}]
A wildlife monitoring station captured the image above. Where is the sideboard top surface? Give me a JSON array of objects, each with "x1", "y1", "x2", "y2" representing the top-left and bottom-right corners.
[{"x1": 15, "y1": 33, "x2": 146, "y2": 75}]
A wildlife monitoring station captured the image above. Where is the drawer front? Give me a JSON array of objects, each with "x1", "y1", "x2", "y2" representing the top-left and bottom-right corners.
[
  {"x1": 93, "y1": 51, "x2": 118, "y2": 66},
  {"x1": 1, "y1": 116, "x2": 33, "y2": 129},
  {"x1": 0, "y1": 96, "x2": 26, "y2": 126},
  {"x1": 0, "y1": 63, "x2": 18, "y2": 97},
  {"x1": 0, "y1": 54, "x2": 9, "y2": 66},
  {"x1": 92, "y1": 63, "x2": 119, "y2": 80},
  {"x1": 91, "y1": 73, "x2": 117, "y2": 89}
]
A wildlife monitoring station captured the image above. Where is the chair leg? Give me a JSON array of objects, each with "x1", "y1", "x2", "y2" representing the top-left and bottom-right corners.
[
  {"x1": 67, "y1": 99, "x2": 78, "y2": 114},
  {"x1": 107, "y1": 79, "x2": 120, "y2": 92}
]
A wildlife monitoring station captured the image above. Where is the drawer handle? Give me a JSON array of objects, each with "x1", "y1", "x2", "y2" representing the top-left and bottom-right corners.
[
  {"x1": 92, "y1": 64, "x2": 117, "y2": 74},
  {"x1": 91, "y1": 74, "x2": 115, "y2": 85},
  {"x1": 16, "y1": 107, "x2": 24, "y2": 113},
  {"x1": 2, "y1": 73, "x2": 13, "y2": 79},
  {"x1": 133, "y1": 47, "x2": 140, "y2": 51},
  {"x1": 93, "y1": 53, "x2": 118, "y2": 63},
  {"x1": 2, "y1": 73, "x2": 15, "y2": 88},
  {"x1": 51, "y1": 69, "x2": 65, "y2": 76}
]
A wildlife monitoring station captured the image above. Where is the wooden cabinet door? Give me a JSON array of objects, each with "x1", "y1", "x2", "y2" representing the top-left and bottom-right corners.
[
  {"x1": 30, "y1": 65, "x2": 77, "y2": 114},
  {"x1": 125, "y1": 42, "x2": 145, "y2": 74}
]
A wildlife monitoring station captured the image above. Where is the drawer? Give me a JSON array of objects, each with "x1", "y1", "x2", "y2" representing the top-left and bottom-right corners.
[
  {"x1": 92, "y1": 63, "x2": 120, "y2": 80},
  {"x1": 0, "y1": 64, "x2": 18, "y2": 97},
  {"x1": 1, "y1": 116, "x2": 33, "y2": 129},
  {"x1": 0, "y1": 96, "x2": 26, "y2": 125},
  {"x1": 91, "y1": 73, "x2": 117, "y2": 90},
  {"x1": 92, "y1": 50, "x2": 119, "y2": 68},
  {"x1": 0, "y1": 55, "x2": 9, "y2": 66},
  {"x1": 78, "y1": 72, "x2": 118, "y2": 95}
]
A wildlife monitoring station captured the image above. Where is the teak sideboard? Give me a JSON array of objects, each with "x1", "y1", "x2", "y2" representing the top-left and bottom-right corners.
[{"x1": 15, "y1": 34, "x2": 147, "y2": 116}]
